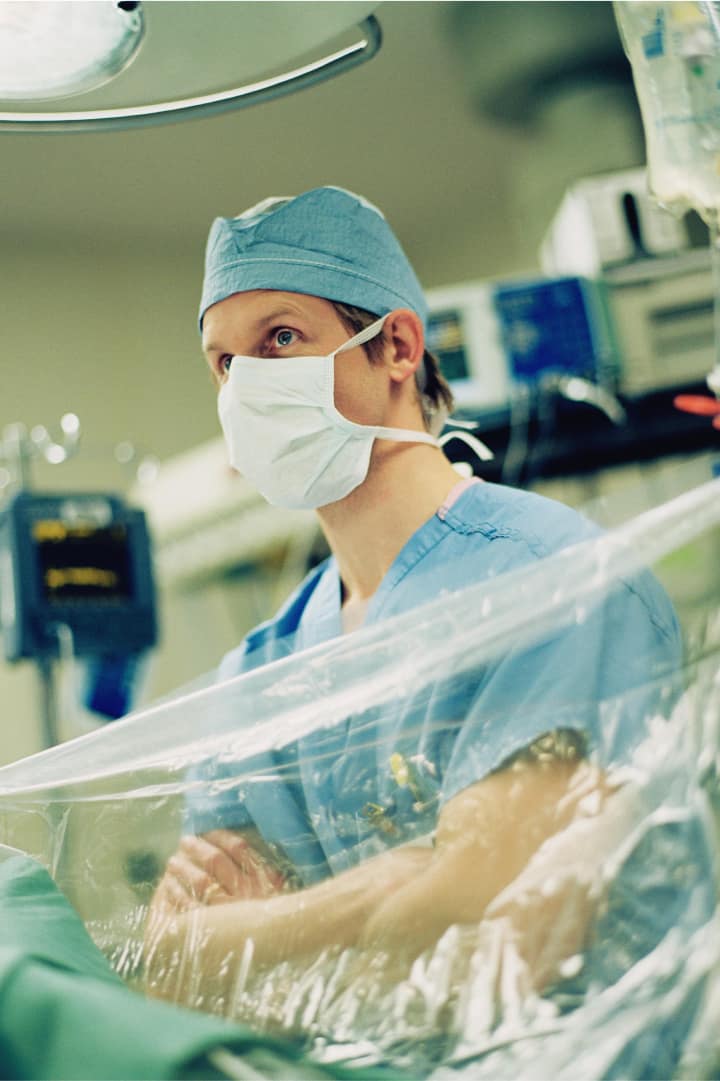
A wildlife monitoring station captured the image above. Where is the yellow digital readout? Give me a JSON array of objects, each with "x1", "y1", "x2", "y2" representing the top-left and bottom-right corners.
[
  {"x1": 44, "y1": 567, "x2": 119, "y2": 591},
  {"x1": 33, "y1": 521, "x2": 96, "y2": 542}
]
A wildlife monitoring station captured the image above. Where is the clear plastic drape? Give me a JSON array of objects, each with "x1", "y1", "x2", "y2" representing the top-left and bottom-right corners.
[{"x1": 0, "y1": 466, "x2": 719, "y2": 1079}]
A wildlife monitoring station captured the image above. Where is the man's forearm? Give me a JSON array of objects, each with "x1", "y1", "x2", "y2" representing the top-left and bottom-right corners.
[
  {"x1": 362, "y1": 772, "x2": 618, "y2": 989},
  {"x1": 146, "y1": 760, "x2": 611, "y2": 1008},
  {"x1": 145, "y1": 844, "x2": 432, "y2": 1005}
]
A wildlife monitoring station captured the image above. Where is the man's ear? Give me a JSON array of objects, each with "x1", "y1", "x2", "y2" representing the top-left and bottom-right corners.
[{"x1": 382, "y1": 309, "x2": 425, "y2": 384}]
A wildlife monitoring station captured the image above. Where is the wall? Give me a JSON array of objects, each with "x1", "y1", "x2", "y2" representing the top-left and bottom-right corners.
[
  {"x1": 0, "y1": 238, "x2": 221, "y2": 765},
  {"x1": 2, "y1": 237, "x2": 217, "y2": 467}
]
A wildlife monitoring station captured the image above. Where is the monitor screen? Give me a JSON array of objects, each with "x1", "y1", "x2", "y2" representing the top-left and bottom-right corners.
[
  {"x1": 426, "y1": 308, "x2": 471, "y2": 383},
  {"x1": 33, "y1": 520, "x2": 133, "y2": 605}
]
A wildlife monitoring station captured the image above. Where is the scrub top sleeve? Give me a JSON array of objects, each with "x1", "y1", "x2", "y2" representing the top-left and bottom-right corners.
[
  {"x1": 183, "y1": 753, "x2": 258, "y2": 835},
  {"x1": 182, "y1": 640, "x2": 258, "y2": 834},
  {"x1": 181, "y1": 565, "x2": 336, "y2": 847},
  {"x1": 440, "y1": 580, "x2": 683, "y2": 807}
]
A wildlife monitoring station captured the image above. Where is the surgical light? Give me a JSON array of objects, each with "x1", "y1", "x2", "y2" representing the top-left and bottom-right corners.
[
  {"x1": 0, "y1": 1, "x2": 144, "y2": 100},
  {"x1": 0, "y1": 1, "x2": 381, "y2": 132}
]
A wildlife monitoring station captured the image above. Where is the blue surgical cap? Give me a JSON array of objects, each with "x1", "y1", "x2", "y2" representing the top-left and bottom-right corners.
[{"x1": 198, "y1": 186, "x2": 428, "y2": 331}]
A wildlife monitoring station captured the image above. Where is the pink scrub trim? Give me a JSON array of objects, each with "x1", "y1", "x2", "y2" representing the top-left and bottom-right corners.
[{"x1": 437, "y1": 476, "x2": 483, "y2": 521}]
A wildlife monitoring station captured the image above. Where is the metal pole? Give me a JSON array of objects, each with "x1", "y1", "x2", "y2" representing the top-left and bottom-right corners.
[
  {"x1": 1, "y1": 423, "x2": 33, "y2": 492},
  {"x1": 36, "y1": 654, "x2": 59, "y2": 749},
  {"x1": 34, "y1": 653, "x2": 69, "y2": 891}
]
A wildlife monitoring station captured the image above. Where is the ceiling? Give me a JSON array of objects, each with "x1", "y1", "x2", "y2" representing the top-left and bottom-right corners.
[{"x1": 1, "y1": 1, "x2": 645, "y2": 287}]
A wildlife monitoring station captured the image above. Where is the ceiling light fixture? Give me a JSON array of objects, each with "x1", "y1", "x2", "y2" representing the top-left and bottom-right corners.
[
  {"x1": 0, "y1": 1, "x2": 381, "y2": 133},
  {"x1": 0, "y1": 1, "x2": 144, "y2": 101}
]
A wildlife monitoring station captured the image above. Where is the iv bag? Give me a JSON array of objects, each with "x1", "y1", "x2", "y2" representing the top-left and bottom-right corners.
[{"x1": 615, "y1": 1, "x2": 720, "y2": 223}]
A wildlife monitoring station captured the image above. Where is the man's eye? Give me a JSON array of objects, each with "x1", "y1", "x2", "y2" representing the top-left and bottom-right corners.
[
  {"x1": 274, "y1": 329, "x2": 297, "y2": 349},
  {"x1": 219, "y1": 356, "x2": 233, "y2": 375}
]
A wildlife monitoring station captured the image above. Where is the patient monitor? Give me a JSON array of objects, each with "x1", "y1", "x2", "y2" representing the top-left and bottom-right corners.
[{"x1": 0, "y1": 490, "x2": 157, "y2": 663}]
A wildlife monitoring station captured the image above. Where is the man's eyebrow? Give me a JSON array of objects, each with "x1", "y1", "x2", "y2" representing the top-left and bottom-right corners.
[{"x1": 203, "y1": 308, "x2": 305, "y2": 355}]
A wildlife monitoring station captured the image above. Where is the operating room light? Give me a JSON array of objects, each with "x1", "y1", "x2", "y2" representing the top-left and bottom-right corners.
[
  {"x1": 0, "y1": 1, "x2": 380, "y2": 132},
  {"x1": 0, "y1": 1, "x2": 144, "y2": 100}
]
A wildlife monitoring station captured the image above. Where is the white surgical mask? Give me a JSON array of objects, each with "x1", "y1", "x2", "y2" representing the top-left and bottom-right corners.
[{"x1": 217, "y1": 315, "x2": 439, "y2": 509}]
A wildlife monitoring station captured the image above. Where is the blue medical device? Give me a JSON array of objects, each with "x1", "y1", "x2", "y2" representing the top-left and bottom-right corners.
[
  {"x1": 0, "y1": 490, "x2": 157, "y2": 663},
  {"x1": 492, "y1": 276, "x2": 618, "y2": 386}
]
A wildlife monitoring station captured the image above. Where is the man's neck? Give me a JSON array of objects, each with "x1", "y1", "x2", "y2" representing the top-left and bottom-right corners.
[{"x1": 317, "y1": 444, "x2": 463, "y2": 605}]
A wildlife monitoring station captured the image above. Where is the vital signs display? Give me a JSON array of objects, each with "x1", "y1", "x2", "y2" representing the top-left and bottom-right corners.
[{"x1": 0, "y1": 492, "x2": 157, "y2": 661}]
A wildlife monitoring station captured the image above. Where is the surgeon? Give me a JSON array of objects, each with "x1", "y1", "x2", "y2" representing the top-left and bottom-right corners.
[{"x1": 145, "y1": 188, "x2": 685, "y2": 1012}]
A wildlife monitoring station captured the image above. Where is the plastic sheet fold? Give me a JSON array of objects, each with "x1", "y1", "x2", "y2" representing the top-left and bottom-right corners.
[{"x1": 0, "y1": 473, "x2": 719, "y2": 1079}]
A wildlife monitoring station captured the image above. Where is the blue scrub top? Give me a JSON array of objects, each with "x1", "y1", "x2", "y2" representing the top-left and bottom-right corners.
[
  {"x1": 184, "y1": 479, "x2": 715, "y2": 1076},
  {"x1": 185, "y1": 480, "x2": 683, "y2": 883}
]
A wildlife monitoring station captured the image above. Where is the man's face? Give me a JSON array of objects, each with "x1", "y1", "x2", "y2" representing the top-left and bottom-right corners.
[{"x1": 202, "y1": 290, "x2": 390, "y2": 427}]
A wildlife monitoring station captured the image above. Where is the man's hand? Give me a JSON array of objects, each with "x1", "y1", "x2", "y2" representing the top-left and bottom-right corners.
[
  {"x1": 144, "y1": 840, "x2": 434, "y2": 1006},
  {"x1": 145, "y1": 748, "x2": 613, "y2": 1012},
  {"x1": 151, "y1": 828, "x2": 286, "y2": 916}
]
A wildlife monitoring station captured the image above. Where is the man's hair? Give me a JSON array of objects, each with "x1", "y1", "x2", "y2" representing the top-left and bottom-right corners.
[{"x1": 332, "y1": 302, "x2": 454, "y2": 432}]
